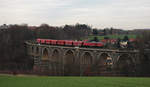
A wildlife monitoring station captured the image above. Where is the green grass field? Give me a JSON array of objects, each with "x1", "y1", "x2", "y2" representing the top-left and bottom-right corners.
[
  {"x1": 87, "y1": 34, "x2": 136, "y2": 41},
  {"x1": 0, "y1": 75, "x2": 150, "y2": 87}
]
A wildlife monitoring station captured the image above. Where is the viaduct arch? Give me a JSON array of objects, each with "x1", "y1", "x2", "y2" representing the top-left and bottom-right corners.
[{"x1": 115, "y1": 54, "x2": 135, "y2": 76}]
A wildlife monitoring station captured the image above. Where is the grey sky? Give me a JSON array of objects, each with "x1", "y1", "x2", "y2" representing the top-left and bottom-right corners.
[{"x1": 0, "y1": 0, "x2": 150, "y2": 29}]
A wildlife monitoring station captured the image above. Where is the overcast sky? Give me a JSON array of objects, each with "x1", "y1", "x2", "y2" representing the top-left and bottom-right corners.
[{"x1": 0, "y1": 0, "x2": 150, "y2": 29}]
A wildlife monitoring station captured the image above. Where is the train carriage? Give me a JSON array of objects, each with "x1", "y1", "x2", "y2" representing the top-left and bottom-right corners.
[
  {"x1": 73, "y1": 41, "x2": 83, "y2": 47},
  {"x1": 65, "y1": 40, "x2": 74, "y2": 46},
  {"x1": 36, "y1": 39, "x2": 41, "y2": 43},
  {"x1": 83, "y1": 42, "x2": 97, "y2": 47},
  {"x1": 51, "y1": 40, "x2": 57, "y2": 45},
  {"x1": 40, "y1": 39, "x2": 45, "y2": 44},
  {"x1": 45, "y1": 39, "x2": 51, "y2": 44},
  {"x1": 36, "y1": 38, "x2": 104, "y2": 48},
  {"x1": 57, "y1": 40, "x2": 65, "y2": 45},
  {"x1": 96, "y1": 42, "x2": 104, "y2": 47}
]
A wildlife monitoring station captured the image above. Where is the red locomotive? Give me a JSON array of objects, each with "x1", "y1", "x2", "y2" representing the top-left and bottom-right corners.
[{"x1": 36, "y1": 38, "x2": 104, "y2": 48}]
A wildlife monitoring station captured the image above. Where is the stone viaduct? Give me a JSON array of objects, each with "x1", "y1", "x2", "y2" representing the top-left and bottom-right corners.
[{"x1": 26, "y1": 42, "x2": 140, "y2": 76}]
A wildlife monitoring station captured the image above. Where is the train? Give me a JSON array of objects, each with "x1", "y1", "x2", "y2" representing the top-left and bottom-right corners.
[{"x1": 36, "y1": 38, "x2": 104, "y2": 48}]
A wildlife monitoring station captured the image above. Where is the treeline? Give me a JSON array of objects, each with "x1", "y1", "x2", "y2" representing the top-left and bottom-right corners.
[
  {"x1": 35, "y1": 23, "x2": 91, "y2": 40},
  {"x1": 92, "y1": 27, "x2": 131, "y2": 36}
]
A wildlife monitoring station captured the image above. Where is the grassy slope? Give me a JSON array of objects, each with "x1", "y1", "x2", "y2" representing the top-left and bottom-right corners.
[
  {"x1": 0, "y1": 75, "x2": 150, "y2": 87},
  {"x1": 87, "y1": 34, "x2": 136, "y2": 41}
]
